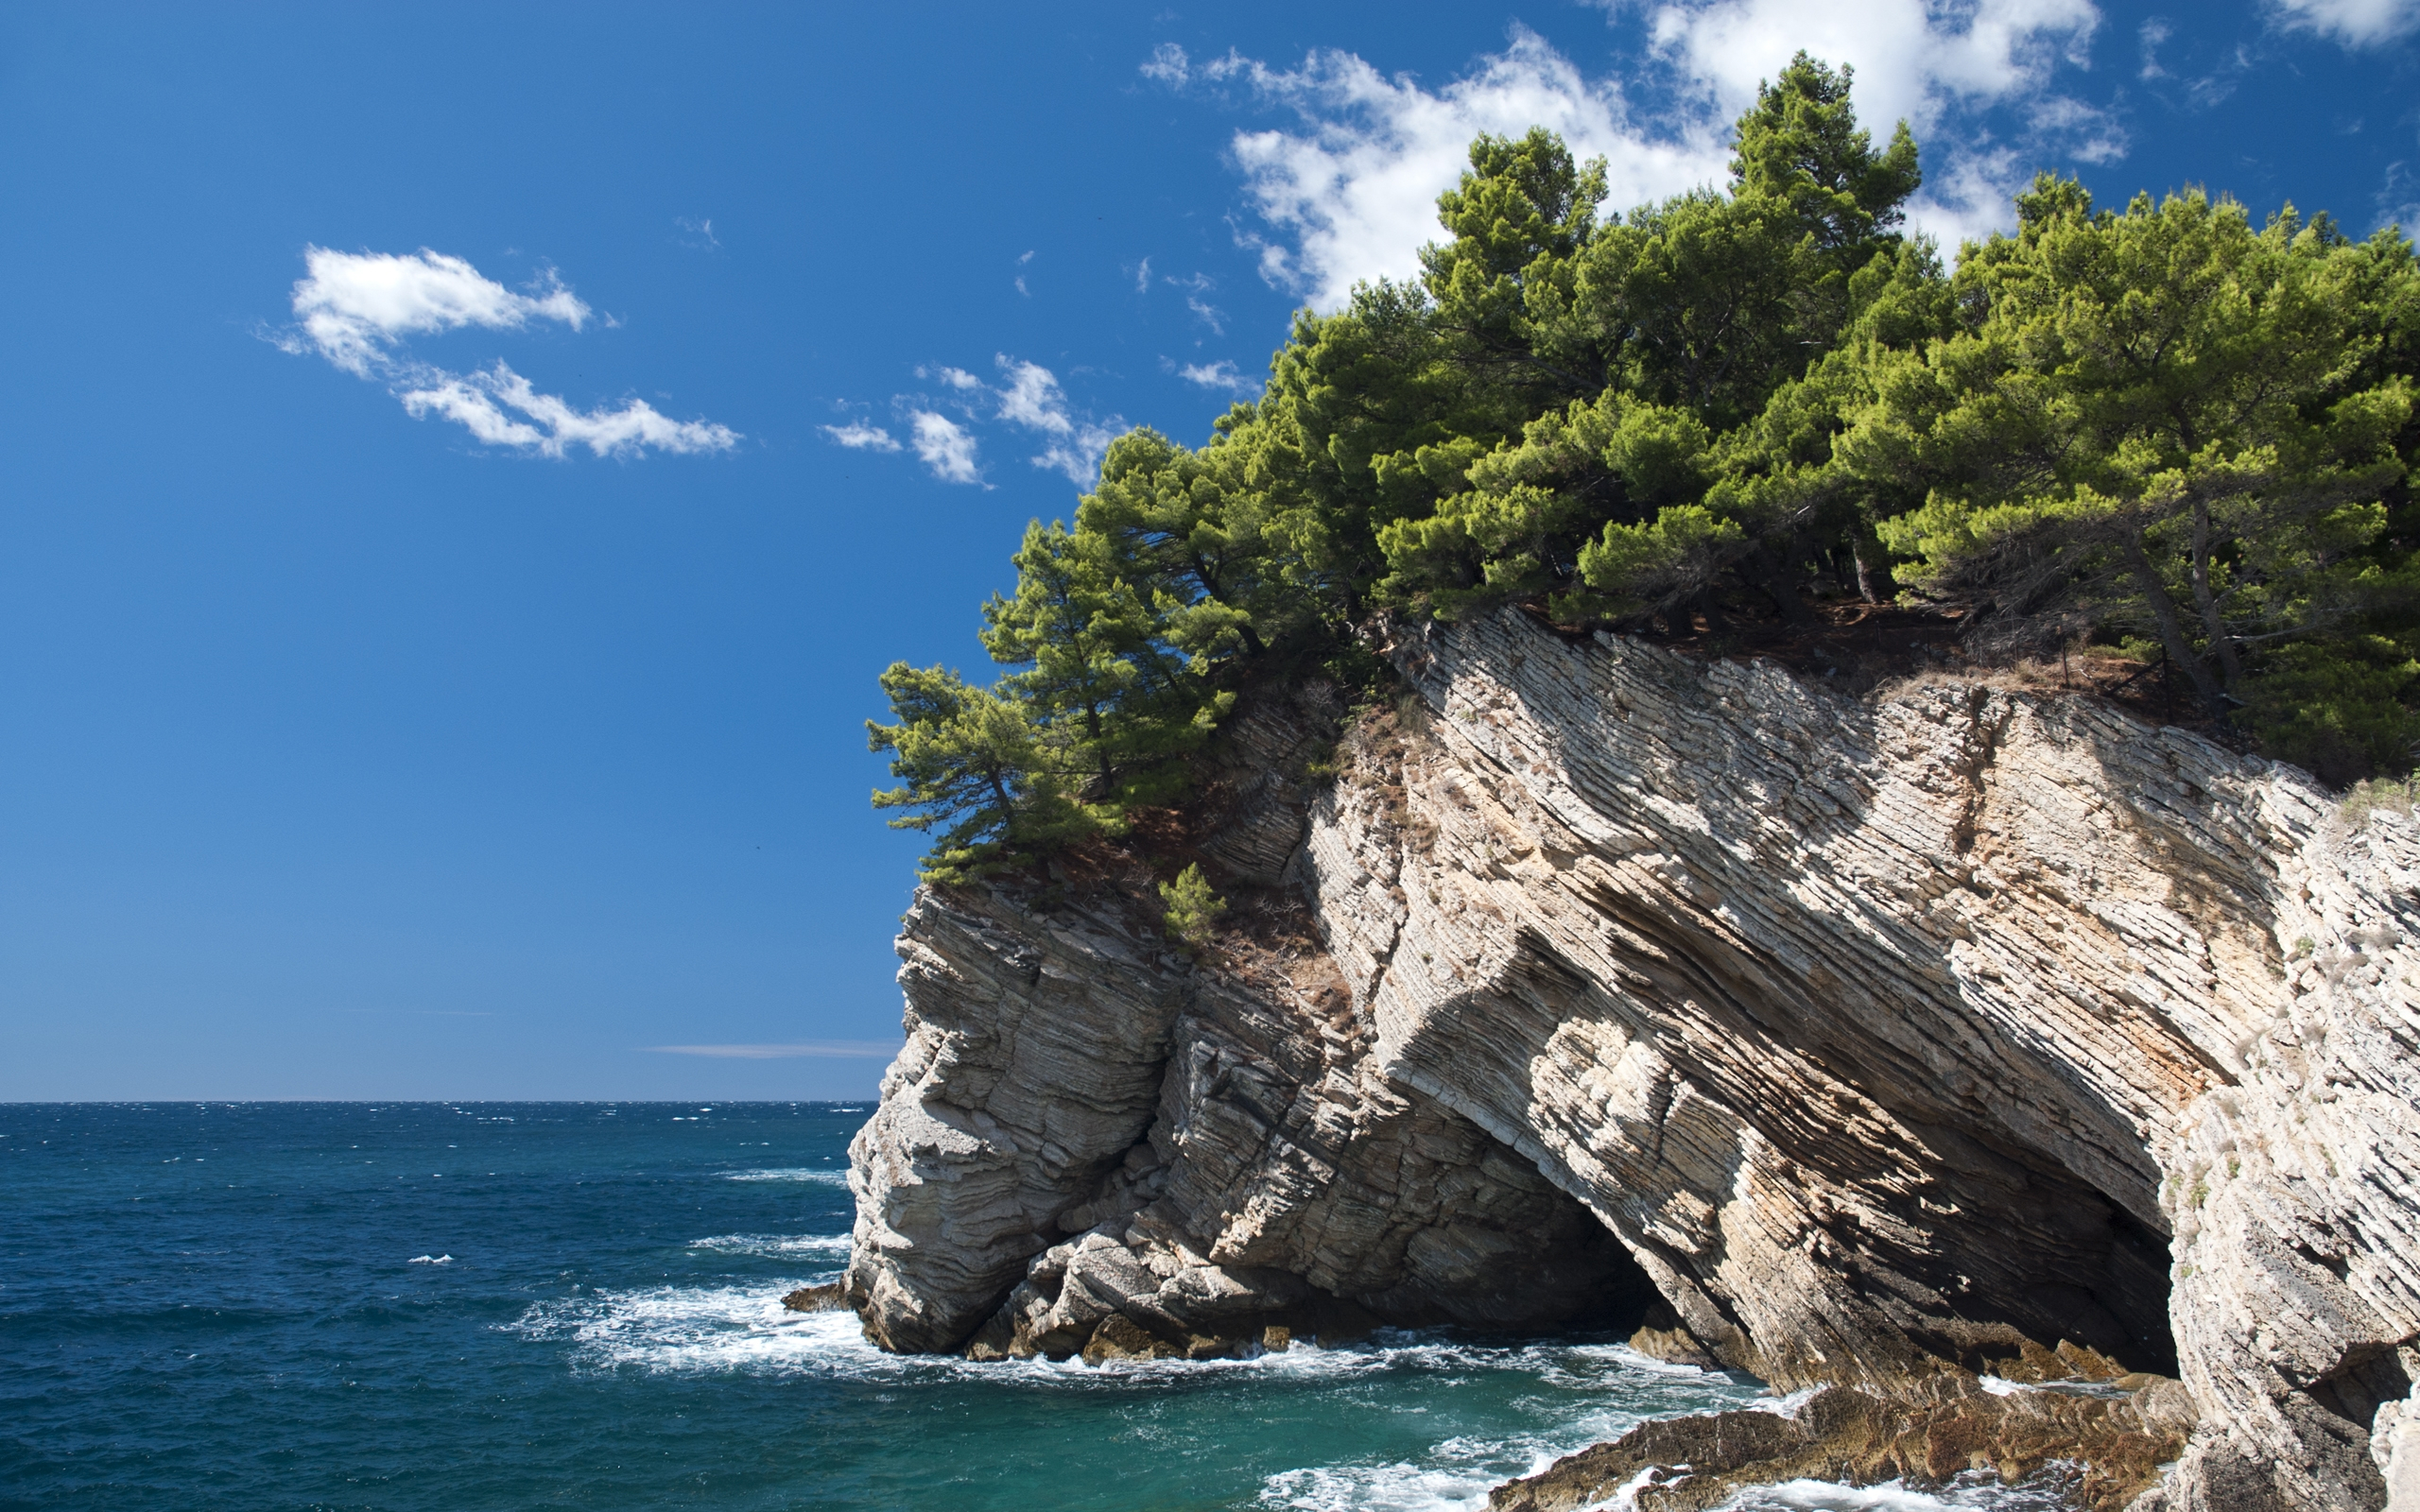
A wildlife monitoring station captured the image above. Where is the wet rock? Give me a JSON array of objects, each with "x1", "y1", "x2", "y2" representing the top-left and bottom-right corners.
[
  {"x1": 780, "y1": 1282, "x2": 846, "y2": 1313},
  {"x1": 1488, "y1": 1378, "x2": 2190, "y2": 1512}
]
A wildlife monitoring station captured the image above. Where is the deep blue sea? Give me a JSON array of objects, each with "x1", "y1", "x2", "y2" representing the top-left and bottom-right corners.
[{"x1": 0, "y1": 1104, "x2": 2074, "y2": 1511}]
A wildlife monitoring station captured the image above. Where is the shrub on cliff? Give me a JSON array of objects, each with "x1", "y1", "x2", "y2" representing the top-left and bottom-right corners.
[{"x1": 1158, "y1": 865, "x2": 1226, "y2": 955}]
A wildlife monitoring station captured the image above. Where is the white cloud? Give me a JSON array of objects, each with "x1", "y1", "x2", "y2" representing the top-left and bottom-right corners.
[
  {"x1": 281, "y1": 246, "x2": 734, "y2": 458},
  {"x1": 1198, "y1": 31, "x2": 1720, "y2": 310},
  {"x1": 2137, "y1": 17, "x2": 2172, "y2": 78},
  {"x1": 910, "y1": 410, "x2": 982, "y2": 484},
  {"x1": 1165, "y1": 271, "x2": 1228, "y2": 333},
  {"x1": 1155, "y1": 6, "x2": 2116, "y2": 307},
  {"x1": 1637, "y1": 0, "x2": 2100, "y2": 147},
  {"x1": 920, "y1": 365, "x2": 986, "y2": 390},
  {"x1": 1177, "y1": 359, "x2": 1259, "y2": 394},
  {"x1": 399, "y1": 364, "x2": 737, "y2": 458},
  {"x1": 1033, "y1": 422, "x2": 1121, "y2": 486},
  {"x1": 1142, "y1": 42, "x2": 1191, "y2": 83},
  {"x1": 822, "y1": 421, "x2": 901, "y2": 451},
  {"x1": 286, "y1": 247, "x2": 590, "y2": 376},
  {"x1": 1135, "y1": 256, "x2": 1153, "y2": 293},
  {"x1": 646, "y1": 1040, "x2": 901, "y2": 1058},
  {"x1": 995, "y1": 356, "x2": 1074, "y2": 434},
  {"x1": 2379, "y1": 163, "x2": 2420, "y2": 238},
  {"x1": 988, "y1": 356, "x2": 1122, "y2": 482},
  {"x1": 2268, "y1": 0, "x2": 2420, "y2": 46}
]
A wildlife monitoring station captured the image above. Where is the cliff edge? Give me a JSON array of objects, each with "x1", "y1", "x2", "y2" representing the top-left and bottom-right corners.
[{"x1": 844, "y1": 608, "x2": 2420, "y2": 1511}]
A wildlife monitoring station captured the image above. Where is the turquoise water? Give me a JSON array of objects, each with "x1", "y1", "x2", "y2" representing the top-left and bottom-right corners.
[{"x1": 0, "y1": 1104, "x2": 2067, "y2": 1510}]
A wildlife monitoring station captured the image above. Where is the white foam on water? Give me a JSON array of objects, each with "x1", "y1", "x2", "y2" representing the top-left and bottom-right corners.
[
  {"x1": 508, "y1": 1291, "x2": 1760, "y2": 1403},
  {"x1": 408, "y1": 1254, "x2": 453, "y2": 1264},
  {"x1": 1714, "y1": 1467, "x2": 2084, "y2": 1510},
  {"x1": 1749, "y1": 1384, "x2": 1825, "y2": 1417},
  {"x1": 721, "y1": 1167, "x2": 850, "y2": 1185},
  {"x1": 510, "y1": 1283, "x2": 846, "y2": 1375},
  {"x1": 1258, "y1": 1458, "x2": 1499, "y2": 1511},
  {"x1": 687, "y1": 1232, "x2": 852, "y2": 1261}
]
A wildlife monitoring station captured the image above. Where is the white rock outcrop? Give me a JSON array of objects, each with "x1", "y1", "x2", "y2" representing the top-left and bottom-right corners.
[{"x1": 847, "y1": 609, "x2": 2420, "y2": 1511}]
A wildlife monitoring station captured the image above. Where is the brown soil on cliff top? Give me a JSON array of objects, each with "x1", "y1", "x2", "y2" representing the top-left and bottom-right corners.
[{"x1": 1525, "y1": 592, "x2": 2245, "y2": 748}]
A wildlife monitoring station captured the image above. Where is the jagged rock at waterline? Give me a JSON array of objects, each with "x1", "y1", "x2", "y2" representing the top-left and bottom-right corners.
[
  {"x1": 842, "y1": 608, "x2": 2420, "y2": 1511},
  {"x1": 1488, "y1": 1374, "x2": 2199, "y2": 1512}
]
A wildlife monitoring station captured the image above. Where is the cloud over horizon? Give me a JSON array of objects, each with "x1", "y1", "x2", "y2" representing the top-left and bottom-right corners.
[
  {"x1": 644, "y1": 1040, "x2": 903, "y2": 1059},
  {"x1": 280, "y1": 247, "x2": 736, "y2": 457}
]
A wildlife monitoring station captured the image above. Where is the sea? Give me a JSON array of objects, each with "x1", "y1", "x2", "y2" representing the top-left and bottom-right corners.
[{"x1": 0, "y1": 1103, "x2": 2080, "y2": 1511}]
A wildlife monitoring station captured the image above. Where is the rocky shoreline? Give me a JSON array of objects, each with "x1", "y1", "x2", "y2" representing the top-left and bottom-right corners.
[{"x1": 837, "y1": 609, "x2": 2420, "y2": 1510}]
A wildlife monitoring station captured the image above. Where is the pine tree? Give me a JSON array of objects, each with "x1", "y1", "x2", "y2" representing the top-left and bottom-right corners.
[
  {"x1": 1840, "y1": 180, "x2": 2417, "y2": 729},
  {"x1": 865, "y1": 664, "x2": 1117, "y2": 884}
]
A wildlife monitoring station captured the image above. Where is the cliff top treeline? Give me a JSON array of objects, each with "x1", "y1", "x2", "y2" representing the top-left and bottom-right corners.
[{"x1": 872, "y1": 55, "x2": 2420, "y2": 883}]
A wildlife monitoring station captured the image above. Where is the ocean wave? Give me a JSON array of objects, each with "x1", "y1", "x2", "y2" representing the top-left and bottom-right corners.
[
  {"x1": 1259, "y1": 1458, "x2": 1504, "y2": 1511},
  {"x1": 509, "y1": 1284, "x2": 846, "y2": 1375},
  {"x1": 721, "y1": 1167, "x2": 850, "y2": 1185},
  {"x1": 1713, "y1": 1469, "x2": 2084, "y2": 1510},
  {"x1": 1254, "y1": 1460, "x2": 2083, "y2": 1512},
  {"x1": 687, "y1": 1232, "x2": 852, "y2": 1261},
  {"x1": 506, "y1": 1290, "x2": 1757, "y2": 1400}
]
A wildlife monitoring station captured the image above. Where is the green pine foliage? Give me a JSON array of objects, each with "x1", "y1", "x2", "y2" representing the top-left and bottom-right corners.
[
  {"x1": 1158, "y1": 864, "x2": 1226, "y2": 954},
  {"x1": 873, "y1": 52, "x2": 2420, "y2": 880}
]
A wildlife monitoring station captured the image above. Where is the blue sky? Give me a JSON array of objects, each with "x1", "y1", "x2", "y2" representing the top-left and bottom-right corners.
[{"x1": 3, "y1": 0, "x2": 2415, "y2": 1100}]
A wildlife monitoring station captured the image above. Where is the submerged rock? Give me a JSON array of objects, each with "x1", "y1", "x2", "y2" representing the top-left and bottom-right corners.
[{"x1": 843, "y1": 610, "x2": 2420, "y2": 1511}]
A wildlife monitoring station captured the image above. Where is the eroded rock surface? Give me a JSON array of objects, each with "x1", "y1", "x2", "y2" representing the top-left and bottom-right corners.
[
  {"x1": 846, "y1": 609, "x2": 2420, "y2": 1511},
  {"x1": 1488, "y1": 1376, "x2": 2198, "y2": 1512}
]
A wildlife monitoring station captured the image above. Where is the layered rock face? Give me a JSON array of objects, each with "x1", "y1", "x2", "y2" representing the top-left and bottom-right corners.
[{"x1": 845, "y1": 609, "x2": 2420, "y2": 1511}]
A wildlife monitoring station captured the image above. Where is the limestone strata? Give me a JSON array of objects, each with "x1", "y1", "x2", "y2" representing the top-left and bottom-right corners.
[
  {"x1": 847, "y1": 607, "x2": 2420, "y2": 1511},
  {"x1": 844, "y1": 886, "x2": 1184, "y2": 1352},
  {"x1": 960, "y1": 948, "x2": 1645, "y2": 1361}
]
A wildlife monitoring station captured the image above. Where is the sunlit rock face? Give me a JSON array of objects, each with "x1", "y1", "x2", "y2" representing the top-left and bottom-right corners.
[{"x1": 848, "y1": 609, "x2": 2420, "y2": 1512}]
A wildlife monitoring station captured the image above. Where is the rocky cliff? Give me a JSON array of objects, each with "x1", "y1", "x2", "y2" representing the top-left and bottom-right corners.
[{"x1": 843, "y1": 608, "x2": 2420, "y2": 1511}]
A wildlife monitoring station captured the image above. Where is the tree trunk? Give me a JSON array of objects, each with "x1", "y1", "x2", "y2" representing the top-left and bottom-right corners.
[
  {"x1": 1852, "y1": 525, "x2": 1895, "y2": 604},
  {"x1": 1752, "y1": 548, "x2": 1816, "y2": 624},
  {"x1": 2123, "y1": 537, "x2": 2231, "y2": 723},
  {"x1": 2186, "y1": 496, "x2": 2246, "y2": 696}
]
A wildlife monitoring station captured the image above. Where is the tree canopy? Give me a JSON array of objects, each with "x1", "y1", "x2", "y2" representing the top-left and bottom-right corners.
[{"x1": 872, "y1": 53, "x2": 2420, "y2": 883}]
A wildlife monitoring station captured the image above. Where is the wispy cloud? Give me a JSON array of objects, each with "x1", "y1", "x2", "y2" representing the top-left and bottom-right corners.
[
  {"x1": 910, "y1": 410, "x2": 982, "y2": 484},
  {"x1": 2267, "y1": 0, "x2": 2420, "y2": 46},
  {"x1": 994, "y1": 355, "x2": 1120, "y2": 483},
  {"x1": 2378, "y1": 162, "x2": 2420, "y2": 238},
  {"x1": 1164, "y1": 271, "x2": 1226, "y2": 334},
  {"x1": 1175, "y1": 358, "x2": 1259, "y2": 395},
  {"x1": 645, "y1": 1041, "x2": 903, "y2": 1059},
  {"x1": 838, "y1": 355, "x2": 1122, "y2": 487},
  {"x1": 2137, "y1": 16, "x2": 2173, "y2": 78},
  {"x1": 401, "y1": 364, "x2": 736, "y2": 457},
  {"x1": 1150, "y1": 5, "x2": 2117, "y2": 307},
  {"x1": 1134, "y1": 255, "x2": 1153, "y2": 293},
  {"x1": 821, "y1": 421, "x2": 902, "y2": 451},
  {"x1": 278, "y1": 246, "x2": 735, "y2": 457}
]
